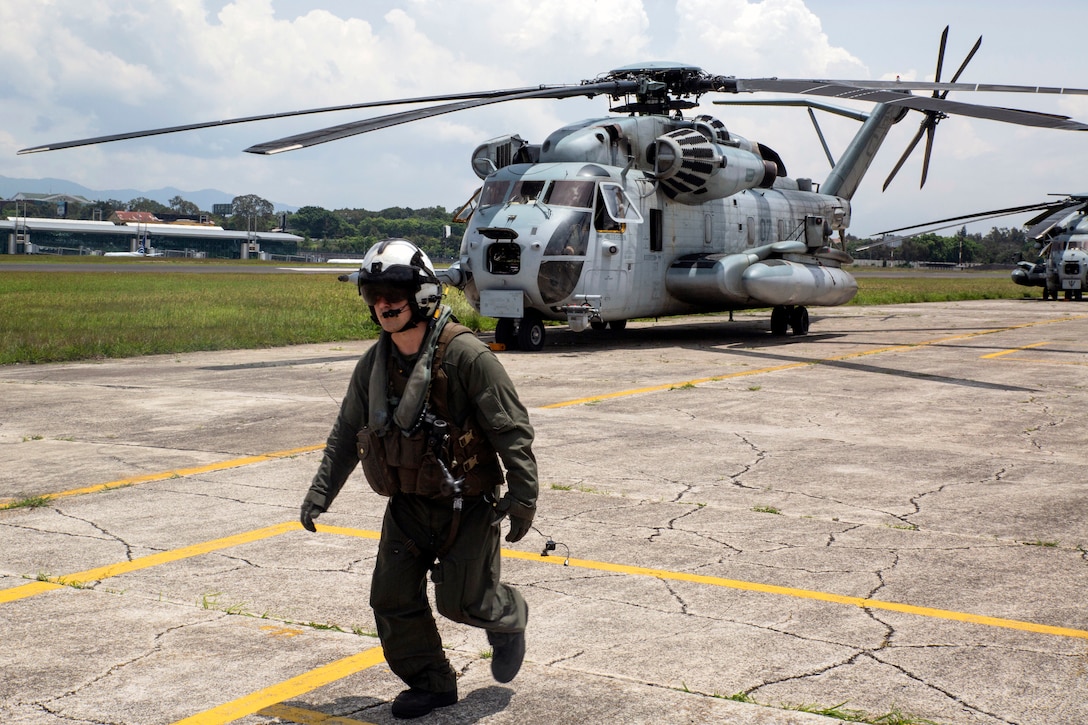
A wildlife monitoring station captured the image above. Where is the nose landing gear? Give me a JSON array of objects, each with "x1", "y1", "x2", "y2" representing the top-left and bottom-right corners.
[{"x1": 493, "y1": 310, "x2": 546, "y2": 351}]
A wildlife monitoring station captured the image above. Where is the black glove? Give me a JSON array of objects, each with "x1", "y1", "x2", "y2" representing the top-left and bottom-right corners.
[
  {"x1": 300, "y1": 500, "x2": 324, "y2": 533},
  {"x1": 495, "y1": 494, "x2": 534, "y2": 543}
]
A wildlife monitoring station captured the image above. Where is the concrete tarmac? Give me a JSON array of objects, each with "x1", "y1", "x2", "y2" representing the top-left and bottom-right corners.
[{"x1": 2, "y1": 299, "x2": 1087, "y2": 725}]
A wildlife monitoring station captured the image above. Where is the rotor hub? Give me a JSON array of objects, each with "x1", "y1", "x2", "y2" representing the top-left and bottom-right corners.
[{"x1": 598, "y1": 62, "x2": 733, "y2": 116}]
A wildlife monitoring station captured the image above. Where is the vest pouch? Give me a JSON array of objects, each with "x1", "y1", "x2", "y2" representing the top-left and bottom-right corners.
[
  {"x1": 415, "y1": 450, "x2": 448, "y2": 498},
  {"x1": 363, "y1": 427, "x2": 449, "y2": 498},
  {"x1": 357, "y1": 427, "x2": 400, "y2": 497}
]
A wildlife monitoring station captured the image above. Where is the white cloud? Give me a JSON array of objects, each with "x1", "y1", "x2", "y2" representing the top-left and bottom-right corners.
[
  {"x1": 673, "y1": 0, "x2": 866, "y2": 77},
  {"x1": 4, "y1": 0, "x2": 1088, "y2": 232}
]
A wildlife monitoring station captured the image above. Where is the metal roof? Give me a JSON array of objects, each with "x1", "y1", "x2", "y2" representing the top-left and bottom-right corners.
[{"x1": 1, "y1": 217, "x2": 302, "y2": 242}]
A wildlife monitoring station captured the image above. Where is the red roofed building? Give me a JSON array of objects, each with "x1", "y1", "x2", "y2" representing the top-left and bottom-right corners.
[{"x1": 109, "y1": 211, "x2": 160, "y2": 224}]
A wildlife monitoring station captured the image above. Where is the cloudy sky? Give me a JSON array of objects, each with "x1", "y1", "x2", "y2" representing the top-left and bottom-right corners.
[{"x1": 3, "y1": 0, "x2": 1087, "y2": 236}]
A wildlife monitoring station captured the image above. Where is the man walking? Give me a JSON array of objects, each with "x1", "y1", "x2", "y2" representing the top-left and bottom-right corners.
[{"x1": 300, "y1": 239, "x2": 538, "y2": 719}]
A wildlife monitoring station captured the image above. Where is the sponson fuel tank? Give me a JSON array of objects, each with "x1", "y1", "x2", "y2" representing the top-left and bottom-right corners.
[{"x1": 666, "y1": 243, "x2": 857, "y2": 307}]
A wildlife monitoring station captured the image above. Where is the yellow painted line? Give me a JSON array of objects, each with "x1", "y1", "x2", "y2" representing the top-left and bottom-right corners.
[
  {"x1": 501, "y1": 548, "x2": 1088, "y2": 641},
  {"x1": 42, "y1": 444, "x2": 326, "y2": 502},
  {"x1": 1, "y1": 522, "x2": 353, "y2": 603},
  {"x1": 257, "y1": 703, "x2": 375, "y2": 724},
  {"x1": 543, "y1": 362, "x2": 806, "y2": 408},
  {"x1": 12, "y1": 520, "x2": 1086, "y2": 641},
  {"x1": 172, "y1": 648, "x2": 385, "y2": 725},
  {"x1": 0, "y1": 444, "x2": 326, "y2": 506},
  {"x1": 49, "y1": 521, "x2": 301, "y2": 587},
  {"x1": 0, "y1": 580, "x2": 65, "y2": 604},
  {"x1": 981, "y1": 342, "x2": 1050, "y2": 359},
  {"x1": 543, "y1": 315, "x2": 1088, "y2": 408},
  {"x1": 314, "y1": 524, "x2": 381, "y2": 541}
]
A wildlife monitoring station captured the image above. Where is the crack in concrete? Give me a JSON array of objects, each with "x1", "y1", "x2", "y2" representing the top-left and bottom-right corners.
[
  {"x1": 737, "y1": 539, "x2": 1017, "y2": 724},
  {"x1": 54, "y1": 509, "x2": 136, "y2": 562},
  {"x1": 30, "y1": 618, "x2": 206, "y2": 723},
  {"x1": 729, "y1": 434, "x2": 765, "y2": 490}
]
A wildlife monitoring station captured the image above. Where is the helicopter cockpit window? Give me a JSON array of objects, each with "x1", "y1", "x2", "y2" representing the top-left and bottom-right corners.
[
  {"x1": 595, "y1": 182, "x2": 643, "y2": 233},
  {"x1": 544, "y1": 180, "x2": 594, "y2": 208},
  {"x1": 507, "y1": 180, "x2": 546, "y2": 204},
  {"x1": 544, "y1": 211, "x2": 592, "y2": 256},
  {"x1": 479, "y1": 180, "x2": 512, "y2": 208}
]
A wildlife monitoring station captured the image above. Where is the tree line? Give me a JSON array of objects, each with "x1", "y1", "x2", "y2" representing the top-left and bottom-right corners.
[
  {"x1": 288, "y1": 205, "x2": 464, "y2": 259},
  {"x1": 844, "y1": 226, "x2": 1033, "y2": 266},
  {"x1": 3, "y1": 193, "x2": 1035, "y2": 265},
  {"x1": 1, "y1": 194, "x2": 464, "y2": 259}
]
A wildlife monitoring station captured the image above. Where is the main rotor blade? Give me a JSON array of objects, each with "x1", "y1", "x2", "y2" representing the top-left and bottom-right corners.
[
  {"x1": 243, "y1": 81, "x2": 638, "y2": 154},
  {"x1": 734, "y1": 77, "x2": 1088, "y2": 98},
  {"x1": 876, "y1": 201, "x2": 1068, "y2": 235},
  {"x1": 1024, "y1": 199, "x2": 1087, "y2": 228},
  {"x1": 17, "y1": 85, "x2": 574, "y2": 155},
  {"x1": 732, "y1": 79, "x2": 1088, "y2": 129}
]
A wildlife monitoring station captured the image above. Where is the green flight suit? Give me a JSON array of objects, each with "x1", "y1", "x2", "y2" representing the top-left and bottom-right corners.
[{"x1": 305, "y1": 315, "x2": 537, "y2": 693}]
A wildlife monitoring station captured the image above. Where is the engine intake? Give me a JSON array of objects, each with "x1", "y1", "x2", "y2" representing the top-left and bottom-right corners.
[{"x1": 651, "y1": 128, "x2": 776, "y2": 204}]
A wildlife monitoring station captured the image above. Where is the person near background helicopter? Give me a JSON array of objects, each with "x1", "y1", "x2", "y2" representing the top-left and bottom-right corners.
[{"x1": 299, "y1": 239, "x2": 539, "y2": 719}]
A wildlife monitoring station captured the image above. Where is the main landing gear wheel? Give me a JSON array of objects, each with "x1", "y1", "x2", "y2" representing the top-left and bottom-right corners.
[
  {"x1": 495, "y1": 318, "x2": 518, "y2": 349},
  {"x1": 789, "y1": 305, "x2": 810, "y2": 335},
  {"x1": 517, "y1": 310, "x2": 546, "y2": 351},
  {"x1": 770, "y1": 306, "x2": 789, "y2": 336},
  {"x1": 771, "y1": 305, "x2": 809, "y2": 336}
]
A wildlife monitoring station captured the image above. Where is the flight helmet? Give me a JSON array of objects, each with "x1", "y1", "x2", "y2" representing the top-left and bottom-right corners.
[{"x1": 356, "y1": 239, "x2": 443, "y2": 325}]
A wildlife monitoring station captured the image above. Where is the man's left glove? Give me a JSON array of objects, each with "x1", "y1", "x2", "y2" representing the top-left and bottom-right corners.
[
  {"x1": 300, "y1": 500, "x2": 324, "y2": 533},
  {"x1": 495, "y1": 495, "x2": 535, "y2": 543}
]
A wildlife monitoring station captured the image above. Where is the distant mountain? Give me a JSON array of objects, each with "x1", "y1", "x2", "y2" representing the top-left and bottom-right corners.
[{"x1": 0, "y1": 175, "x2": 297, "y2": 212}]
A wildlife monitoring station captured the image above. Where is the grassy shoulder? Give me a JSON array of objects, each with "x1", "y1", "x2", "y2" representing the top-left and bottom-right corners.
[{"x1": 0, "y1": 266, "x2": 1033, "y2": 365}]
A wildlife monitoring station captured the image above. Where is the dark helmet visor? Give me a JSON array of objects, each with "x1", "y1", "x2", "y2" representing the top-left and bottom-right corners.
[{"x1": 360, "y1": 283, "x2": 411, "y2": 306}]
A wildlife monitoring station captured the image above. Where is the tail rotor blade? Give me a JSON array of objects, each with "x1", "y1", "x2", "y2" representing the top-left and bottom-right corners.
[
  {"x1": 932, "y1": 25, "x2": 950, "y2": 94},
  {"x1": 919, "y1": 119, "x2": 937, "y2": 188},
  {"x1": 885, "y1": 27, "x2": 981, "y2": 191},
  {"x1": 945, "y1": 35, "x2": 982, "y2": 92},
  {"x1": 883, "y1": 121, "x2": 928, "y2": 191}
]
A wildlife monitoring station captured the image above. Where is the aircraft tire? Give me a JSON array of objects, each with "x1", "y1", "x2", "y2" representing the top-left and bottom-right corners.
[
  {"x1": 518, "y1": 312, "x2": 546, "y2": 351},
  {"x1": 590, "y1": 319, "x2": 607, "y2": 331},
  {"x1": 789, "y1": 306, "x2": 810, "y2": 336},
  {"x1": 609, "y1": 320, "x2": 627, "y2": 331},
  {"x1": 770, "y1": 306, "x2": 789, "y2": 336}
]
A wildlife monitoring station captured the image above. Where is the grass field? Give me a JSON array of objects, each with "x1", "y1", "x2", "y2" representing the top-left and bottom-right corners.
[{"x1": 0, "y1": 261, "x2": 1035, "y2": 365}]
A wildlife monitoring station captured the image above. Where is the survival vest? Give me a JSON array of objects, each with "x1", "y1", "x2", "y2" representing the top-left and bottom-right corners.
[{"x1": 356, "y1": 322, "x2": 502, "y2": 499}]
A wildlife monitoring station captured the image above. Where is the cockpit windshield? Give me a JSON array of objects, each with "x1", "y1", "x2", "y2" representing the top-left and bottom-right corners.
[
  {"x1": 544, "y1": 180, "x2": 595, "y2": 208},
  {"x1": 479, "y1": 179, "x2": 511, "y2": 208},
  {"x1": 507, "y1": 180, "x2": 546, "y2": 204}
]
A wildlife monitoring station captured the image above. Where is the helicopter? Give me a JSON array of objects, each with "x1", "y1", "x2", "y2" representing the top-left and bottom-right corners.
[
  {"x1": 19, "y1": 29, "x2": 1088, "y2": 350},
  {"x1": 875, "y1": 193, "x2": 1088, "y2": 301}
]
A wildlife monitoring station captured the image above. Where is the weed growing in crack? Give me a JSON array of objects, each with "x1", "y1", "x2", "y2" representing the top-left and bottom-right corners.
[
  {"x1": 1023, "y1": 539, "x2": 1059, "y2": 548},
  {"x1": 2, "y1": 495, "x2": 54, "y2": 510}
]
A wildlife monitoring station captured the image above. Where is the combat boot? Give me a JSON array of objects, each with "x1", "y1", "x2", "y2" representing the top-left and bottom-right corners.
[
  {"x1": 487, "y1": 618, "x2": 527, "y2": 683},
  {"x1": 390, "y1": 687, "x2": 457, "y2": 719}
]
